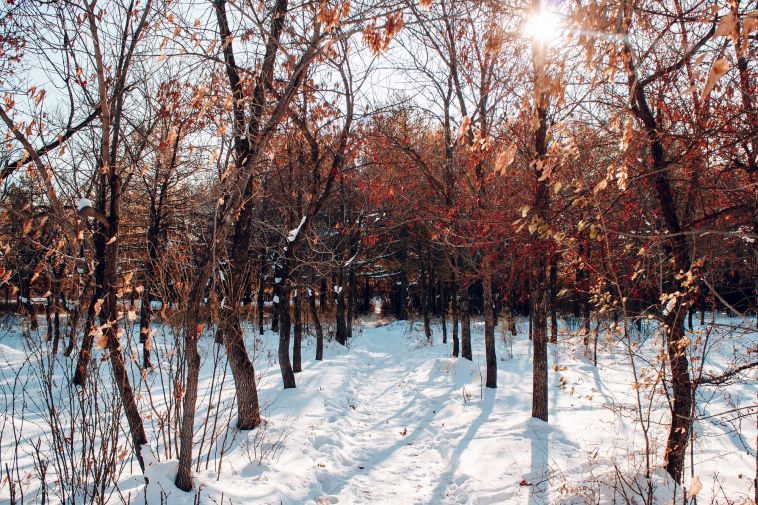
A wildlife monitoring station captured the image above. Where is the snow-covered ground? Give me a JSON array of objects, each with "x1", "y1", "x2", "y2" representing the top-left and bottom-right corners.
[{"x1": 0, "y1": 313, "x2": 755, "y2": 504}]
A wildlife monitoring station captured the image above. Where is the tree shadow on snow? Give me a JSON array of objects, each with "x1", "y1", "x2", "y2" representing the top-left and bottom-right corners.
[
  {"x1": 528, "y1": 419, "x2": 550, "y2": 505},
  {"x1": 427, "y1": 389, "x2": 495, "y2": 502}
]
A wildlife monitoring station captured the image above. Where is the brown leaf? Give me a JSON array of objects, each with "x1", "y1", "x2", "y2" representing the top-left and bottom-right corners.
[
  {"x1": 593, "y1": 178, "x2": 608, "y2": 195},
  {"x1": 687, "y1": 476, "x2": 703, "y2": 498},
  {"x1": 94, "y1": 326, "x2": 108, "y2": 349},
  {"x1": 456, "y1": 116, "x2": 471, "y2": 144},
  {"x1": 714, "y1": 13, "x2": 736, "y2": 38},
  {"x1": 494, "y1": 144, "x2": 517, "y2": 175},
  {"x1": 701, "y1": 58, "x2": 729, "y2": 100}
]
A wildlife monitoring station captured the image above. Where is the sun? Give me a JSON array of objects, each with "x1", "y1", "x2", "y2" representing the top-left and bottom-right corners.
[{"x1": 523, "y1": 8, "x2": 563, "y2": 44}]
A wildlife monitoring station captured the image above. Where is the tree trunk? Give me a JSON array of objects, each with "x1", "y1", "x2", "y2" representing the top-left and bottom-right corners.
[
  {"x1": 549, "y1": 255, "x2": 558, "y2": 343},
  {"x1": 347, "y1": 268, "x2": 355, "y2": 340},
  {"x1": 45, "y1": 296, "x2": 52, "y2": 342},
  {"x1": 441, "y1": 280, "x2": 448, "y2": 344},
  {"x1": 483, "y1": 262, "x2": 496, "y2": 388},
  {"x1": 319, "y1": 277, "x2": 327, "y2": 312},
  {"x1": 293, "y1": 288, "x2": 302, "y2": 373},
  {"x1": 139, "y1": 280, "x2": 153, "y2": 369},
  {"x1": 528, "y1": 3, "x2": 551, "y2": 422},
  {"x1": 625, "y1": 61, "x2": 694, "y2": 481},
  {"x1": 451, "y1": 280, "x2": 459, "y2": 357},
  {"x1": 278, "y1": 285, "x2": 296, "y2": 388},
  {"x1": 257, "y1": 253, "x2": 266, "y2": 335},
  {"x1": 531, "y1": 265, "x2": 549, "y2": 421},
  {"x1": 51, "y1": 263, "x2": 63, "y2": 354},
  {"x1": 309, "y1": 287, "x2": 324, "y2": 360},
  {"x1": 175, "y1": 306, "x2": 202, "y2": 491},
  {"x1": 363, "y1": 276, "x2": 371, "y2": 314},
  {"x1": 73, "y1": 234, "x2": 106, "y2": 387},
  {"x1": 396, "y1": 225, "x2": 409, "y2": 320},
  {"x1": 217, "y1": 310, "x2": 262, "y2": 428},
  {"x1": 272, "y1": 280, "x2": 280, "y2": 332},
  {"x1": 460, "y1": 285, "x2": 472, "y2": 360},
  {"x1": 335, "y1": 272, "x2": 348, "y2": 345},
  {"x1": 64, "y1": 280, "x2": 87, "y2": 357},
  {"x1": 421, "y1": 257, "x2": 432, "y2": 341}
]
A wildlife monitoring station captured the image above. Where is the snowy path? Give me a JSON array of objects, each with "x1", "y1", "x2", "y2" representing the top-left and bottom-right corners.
[
  {"x1": 292, "y1": 325, "x2": 553, "y2": 505},
  {"x1": 306, "y1": 337, "x2": 452, "y2": 503}
]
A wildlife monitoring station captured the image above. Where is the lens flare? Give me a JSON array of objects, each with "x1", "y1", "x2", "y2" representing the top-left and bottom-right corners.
[{"x1": 523, "y1": 8, "x2": 562, "y2": 44}]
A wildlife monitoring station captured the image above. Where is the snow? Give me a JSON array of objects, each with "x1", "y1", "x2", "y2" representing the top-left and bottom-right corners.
[
  {"x1": 287, "y1": 216, "x2": 307, "y2": 243},
  {"x1": 662, "y1": 296, "x2": 677, "y2": 316},
  {"x1": 0, "y1": 314, "x2": 755, "y2": 504},
  {"x1": 77, "y1": 197, "x2": 92, "y2": 211}
]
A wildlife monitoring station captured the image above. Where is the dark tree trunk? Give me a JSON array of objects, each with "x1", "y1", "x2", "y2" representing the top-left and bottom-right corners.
[
  {"x1": 627, "y1": 63, "x2": 693, "y2": 482},
  {"x1": 335, "y1": 270, "x2": 348, "y2": 345},
  {"x1": 531, "y1": 27, "x2": 550, "y2": 421},
  {"x1": 19, "y1": 277, "x2": 37, "y2": 330},
  {"x1": 531, "y1": 266, "x2": 549, "y2": 421},
  {"x1": 421, "y1": 256, "x2": 432, "y2": 341},
  {"x1": 257, "y1": 252, "x2": 266, "y2": 335},
  {"x1": 308, "y1": 287, "x2": 324, "y2": 360},
  {"x1": 64, "y1": 283, "x2": 85, "y2": 357},
  {"x1": 363, "y1": 276, "x2": 371, "y2": 314},
  {"x1": 441, "y1": 280, "x2": 448, "y2": 344},
  {"x1": 483, "y1": 262, "x2": 496, "y2": 388},
  {"x1": 396, "y1": 270, "x2": 408, "y2": 321},
  {"x1": 272, "y1": 280, "x2": 280, "y2": 332},
  {"x1": 319, "y1": 277, "x2": 327, "y2": 312},
  {"x1": 460, "y1": 285, "x2": 472, "y2": 360},
  {"x1": 293, "y1": 288, "x2": 302, "y2": 373},
  {"x1": 528, "y1": 307, "x2": 533, "y2": 341},
  {"x1": 139, "y1": 280, "x2": 153, "y2": 369},
  {"x1": 396, "y1": 225, "x2": 408, "y2": 320},
  {"x1": 213, "y1": 188, "x2": 264, "y2": 430},
  {"x1": 347, "y1": 268, "x2": 355, "y2": 340},
  {"x1": 51, "y1": 263, "x2": 63, "y2": 354},
  {"x1": 175, "y1": 305, "x2": 202, "y2": 491},
  {"x1": 73, "y1": 230, "x2": 106, "y2": 388},
  {"x1": 549, "y1": 255, "x2": 558, "y2": 343},
  {"x1": 45, "y1": 296, "x2": 52, "y2": 342},
  {"x1": 451, "y1": 280, "x2": 459, "y2": 357},
  {"x1": 278, "y1": 285, "x2": 296, "y2": 388},
  {"x1": 52, "y1": 302, "x2": 61, "y2": 355},
  {"x1": 216, "y1": 309, "x2": 262, "y2": 428}
]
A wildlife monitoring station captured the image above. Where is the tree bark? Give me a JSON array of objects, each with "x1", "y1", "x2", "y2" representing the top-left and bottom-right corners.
[
  {"x1": 421, "y1": 255, "x2": 432, "y2": 341},
  {"x1": 175, "y1": 306, "x2": 202, "y2": 491},
  {"x1": 138, "y1": 277, "x2": 153, "y2": 369},
  {"x1": 347, "y1": 267, "x2": 355, "y2": 340},
  {"x1": 483, "y1": 260, "x2": 496, "y2": 388},
  {"x1": 460, "y1": 284, "x2": 472, "y2": 360},
  {"x1": 293, "y1": 288, "x2": 302, "y2": 373},
  {"x1": 335, "y1": 270, "x2": 348, "y2": 345},
  {"x1": 625, "y1": 46, "x2": 693, "y2": 482},
  {"x1": 278, "y1": 284, "x2": 296, "y2": 388},
  {"x1": 549, "y1": 254, "x2": 558, "y2": 343},
  {"x1": 308, "y1": 287, "x2": 324, "y2": 360},
  {"x1": 530, "y1": 2, "x2": 550, "y2": 420},
  {"x1": 441, "y1": 280, "x2": 448, "y2": 344},
  {"x1": 451, "y1": 280, "x2": 459, "y2": 357},
  {"x1": 257, "y1": 256, "x2": 265, "y2": 335}
]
